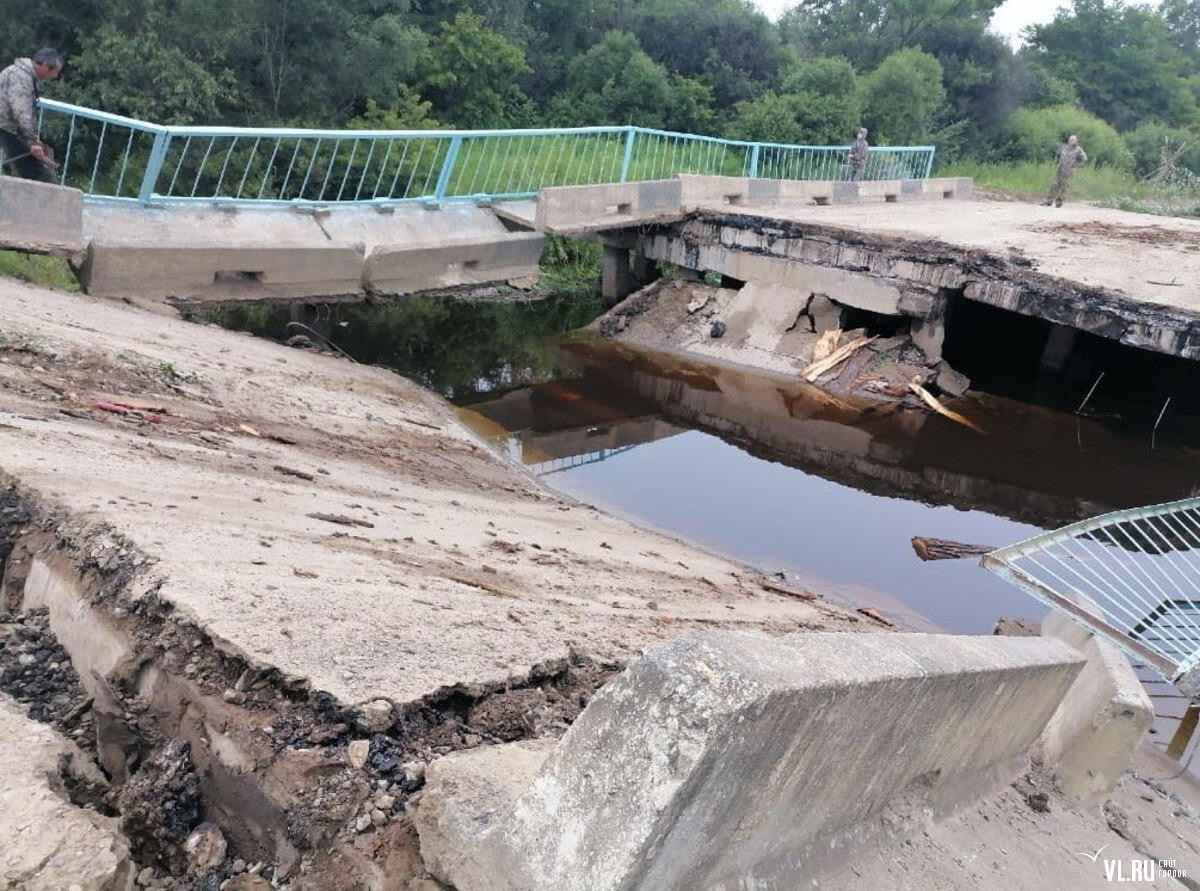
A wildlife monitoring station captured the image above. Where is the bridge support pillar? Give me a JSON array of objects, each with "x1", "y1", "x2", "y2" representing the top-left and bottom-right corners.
[
  {"x1": 1039, "y1": 324, "x2": 1078, "y2": 373},
  {"x1": 602, "y1": 245, "x2": 635, "y2": 306}
]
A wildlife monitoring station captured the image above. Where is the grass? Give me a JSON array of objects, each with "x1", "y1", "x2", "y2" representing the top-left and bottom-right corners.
[
  {"x1": 0, "y1": 250, "x2": 81, "y2": 291},
  {"x1": 939, "y1": 160, "x2": 1145, "y2": 203}
]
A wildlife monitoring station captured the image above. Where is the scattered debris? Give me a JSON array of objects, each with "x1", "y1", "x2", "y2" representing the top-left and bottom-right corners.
[
  {"x1": 446, "y1": 575, "x2": 520, "y2": 599},
  {"x1": 759, "y1": 578, "x2": 819, "y2": 601},
  {"x1": 88, "y1": 399, "x2": 164, "y2": 424},
  {"x1": 275, "y1": 465, "x2": 315, "y2": 481},
  {"x1": 307, "y1": 512, "x2": 375, "y2": 528}
]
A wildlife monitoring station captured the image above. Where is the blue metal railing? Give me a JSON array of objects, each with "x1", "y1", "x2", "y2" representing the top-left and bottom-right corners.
[{"x1": 34, "y1": 99, "x2": 937, "y2": 206}]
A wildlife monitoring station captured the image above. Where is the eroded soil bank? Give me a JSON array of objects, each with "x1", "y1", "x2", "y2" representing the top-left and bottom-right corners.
[{"x1": 0, "y1": 279, "x2": 871, "y2": 888}]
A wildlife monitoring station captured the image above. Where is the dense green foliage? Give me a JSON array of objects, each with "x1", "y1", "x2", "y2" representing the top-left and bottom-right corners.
[{"x1": 9, "y1": 0, "x2": 1200, "y2": 179}]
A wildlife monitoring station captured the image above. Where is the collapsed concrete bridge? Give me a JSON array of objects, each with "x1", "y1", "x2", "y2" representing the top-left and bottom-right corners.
[{"x1": 7, "y1": 168, "x2": 1200, "y2": 385}]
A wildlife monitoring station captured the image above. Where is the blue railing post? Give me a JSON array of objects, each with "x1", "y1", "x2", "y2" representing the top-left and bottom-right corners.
[
  {"x1": 924, "y1": 148, "x2": 936, "y2": 179},
  {"x1": 619, "y1": 128, "x2": 637, "y2": 183},
  {"x1": 749, "y1": 144, "x2": 761, "y2": 179},
  {"x1": 433, "y1": 135, "x2": 463, "y2": 201},
  {"x1": 138, "y1": 130, "x2": 172, "y2": 203}
]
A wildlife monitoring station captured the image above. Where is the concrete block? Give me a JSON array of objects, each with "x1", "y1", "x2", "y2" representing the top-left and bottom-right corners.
[
  {"x1": 833, "y1": 181, "x2": 859, "y2": 203},
  {"x1": 746, "y1": 178, "x2": 782, "y2": 205},
  {"x1": 0, "y1": 175, "x2": 85, "y2": 260},
  {"x1": 676, "y1": 175, "x2": 752, "y2": 208},
  {"x1": 535, "y1": 180, "x2": 682, "y2": 232},
  {"x1": 414, "y1": 740, "x2": 556, "y2": 889},
  {"x1": 777, "y1": 180, "x2": 832, "y2": 205},
  {"x1": 859, "y1": 181, "x2": 900, "y2": 201},
  {"x1": 414, "y1": 630, "x2": 1083, "y2": 891},
  {"x1": 1036, "y1": 612, "x2": 1154, "y2": 805},
  {"x1": 0, "y1": 695, "x2": 135, "y2": 890}
]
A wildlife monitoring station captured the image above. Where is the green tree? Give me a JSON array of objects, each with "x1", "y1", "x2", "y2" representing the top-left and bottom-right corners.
[
  {"x1": 549, "y1": 30, "x2": 712, "y2": 130},
  {"x1": 1026, "y1": 0, "x2": 1198, "y2": 131},
  {"x1": 64, "y1": 25, "x2": 227, "y2": 124},
  {"x1": 415, "y1": 12, "x2": 531, "y2": 128},
  {"x1": 993, "y1": 103, "x2": 1134, "y2": 170},
  {"x1": 620, "y1": 0, "x2": 784, "y2": 107},
  {"x1": 861, "y1": 48, "x2": 946, "y2": 144},
  {"x1": 726, "y1": 55, "x2": 863, "y2": 145},
  {"x1": 784, "y1": 0, "x2": 1004, "y2": 71}
]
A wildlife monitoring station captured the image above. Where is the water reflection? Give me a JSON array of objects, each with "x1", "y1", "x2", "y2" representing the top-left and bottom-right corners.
[
  {"x1": 203, "y1": 295, "x2": 1200, "y2": 637},
  {"x1": 458, "y1": 337, "x2": 1200, "y2": 635}
]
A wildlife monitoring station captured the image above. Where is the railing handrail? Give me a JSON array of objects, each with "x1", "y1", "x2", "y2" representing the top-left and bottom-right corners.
[
  {"x1": 33, "y1": 99, "x2": 938, "y2": 206},
  {"x1": 41, "y1": 99, "x2": 937, "y2": 153}
]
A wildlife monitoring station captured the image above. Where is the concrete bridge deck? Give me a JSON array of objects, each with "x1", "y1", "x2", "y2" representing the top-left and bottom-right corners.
[{"x1": 5, "y1": 171, "x2": 1200, "y2": 369}]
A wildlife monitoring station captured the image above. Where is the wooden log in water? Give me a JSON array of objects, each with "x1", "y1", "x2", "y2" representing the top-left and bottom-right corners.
[{"x1": 911, "y1": 536, "x2": 995, "y2": 562}]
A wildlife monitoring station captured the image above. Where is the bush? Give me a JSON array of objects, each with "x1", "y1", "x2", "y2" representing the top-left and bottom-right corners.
[
  {"x1": 993, "y1": 104, "x2": 1134, "y2": 172},
  {"x1": 1121, "y1": 121, "x2": 1200, "y2": 177}
]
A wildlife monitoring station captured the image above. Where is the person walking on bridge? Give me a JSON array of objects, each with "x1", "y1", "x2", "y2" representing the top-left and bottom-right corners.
[
  {"x1": 847, "y1": 127, "x2": 869, "y2": 181},
  {"x1": 1042, "y1": 134, "x2": 1087, "y2": 207},
  {"x1": 0, "y1": 48, "x2": 62, "y2": 184}
]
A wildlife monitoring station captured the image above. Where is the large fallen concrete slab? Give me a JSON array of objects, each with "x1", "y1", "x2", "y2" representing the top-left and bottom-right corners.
[
  {"x1": 77, "y1": 201, "x2": 544, "y2": 303},
  {"x1": 413, "y1": 630, "x2": 1084, "y2": 890}
]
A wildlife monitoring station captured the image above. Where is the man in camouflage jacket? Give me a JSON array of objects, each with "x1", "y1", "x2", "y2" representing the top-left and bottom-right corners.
[
  {"x1": 1043, "y1": 134, "x2": 1087, "y2": 207},
  {"x1": 0, "y1": 48, "x2": 62, "y2": 183}
]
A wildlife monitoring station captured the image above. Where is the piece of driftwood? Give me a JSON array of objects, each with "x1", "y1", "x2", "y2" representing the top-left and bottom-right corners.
[
  {"x1": 801, "y1": 335, "x2": 875, "y2": 382},
  {"x1": 307, "y1": 512, "x2": 374, "y2": 528},
  {"x1": 911, "y1": 536, "x2": 995, "y2": 562},
  {"x1": 810, "y1": 329, "x2": 842, "y2": 363},
  {"x1": 857, "y1": 606, "x2": 895, "y2": 627},
  {"x1": 907, "y1": 379, "x2": 985, "y2": 433},
  {"x1": 759, "y1": 579, "x2": 819, "y2": 601}
]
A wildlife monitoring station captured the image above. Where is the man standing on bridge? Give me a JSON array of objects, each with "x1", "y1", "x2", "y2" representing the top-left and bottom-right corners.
[
  {"x1": 0, "y1": 48, "x2": 62, "y2": 184},
  {"x1": 1042, "y1": 134, "x2": 1087, "y2": 207},
  {"x1": 848, "y1": 128, "x2": 869, "y2": 181}
]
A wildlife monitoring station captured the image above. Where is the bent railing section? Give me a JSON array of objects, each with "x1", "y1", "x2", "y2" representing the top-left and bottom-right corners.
[
  {"x1": 35, "y1": 99, "x2": 936, "y2": 206},
  {"x1": 982, "y1": 497, "x2": 1200, "y2": 698}
]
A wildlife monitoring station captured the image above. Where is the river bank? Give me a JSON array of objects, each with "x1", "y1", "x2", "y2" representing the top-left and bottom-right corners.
[{"x1": 0, "y1": 279, "x2": 868, "y2": 887}]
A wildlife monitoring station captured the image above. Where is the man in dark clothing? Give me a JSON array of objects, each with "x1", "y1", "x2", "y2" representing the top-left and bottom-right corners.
[{"x1": 0, "y1": 48, "x2": 62, "y2": 183}]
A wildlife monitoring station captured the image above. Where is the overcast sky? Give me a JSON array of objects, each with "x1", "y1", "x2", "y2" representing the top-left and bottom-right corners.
[{"x1": 747, "y1": 0, "x2": 1059, "y2": 44}]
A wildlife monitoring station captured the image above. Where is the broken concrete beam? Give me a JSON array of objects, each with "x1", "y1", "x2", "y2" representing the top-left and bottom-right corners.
[
  {"x1": 0, "y1": 695, "x2": 135, "y2": 889},
  {"x1": 1035, "y1": 610, "x2": 1154, "y2": 806},
  {"x1": 413, "y1": 630, "x2": 1083, "y2": 891},
  {"x1": 80, "y1": 203, "x2": 365, "y2": 302}
]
